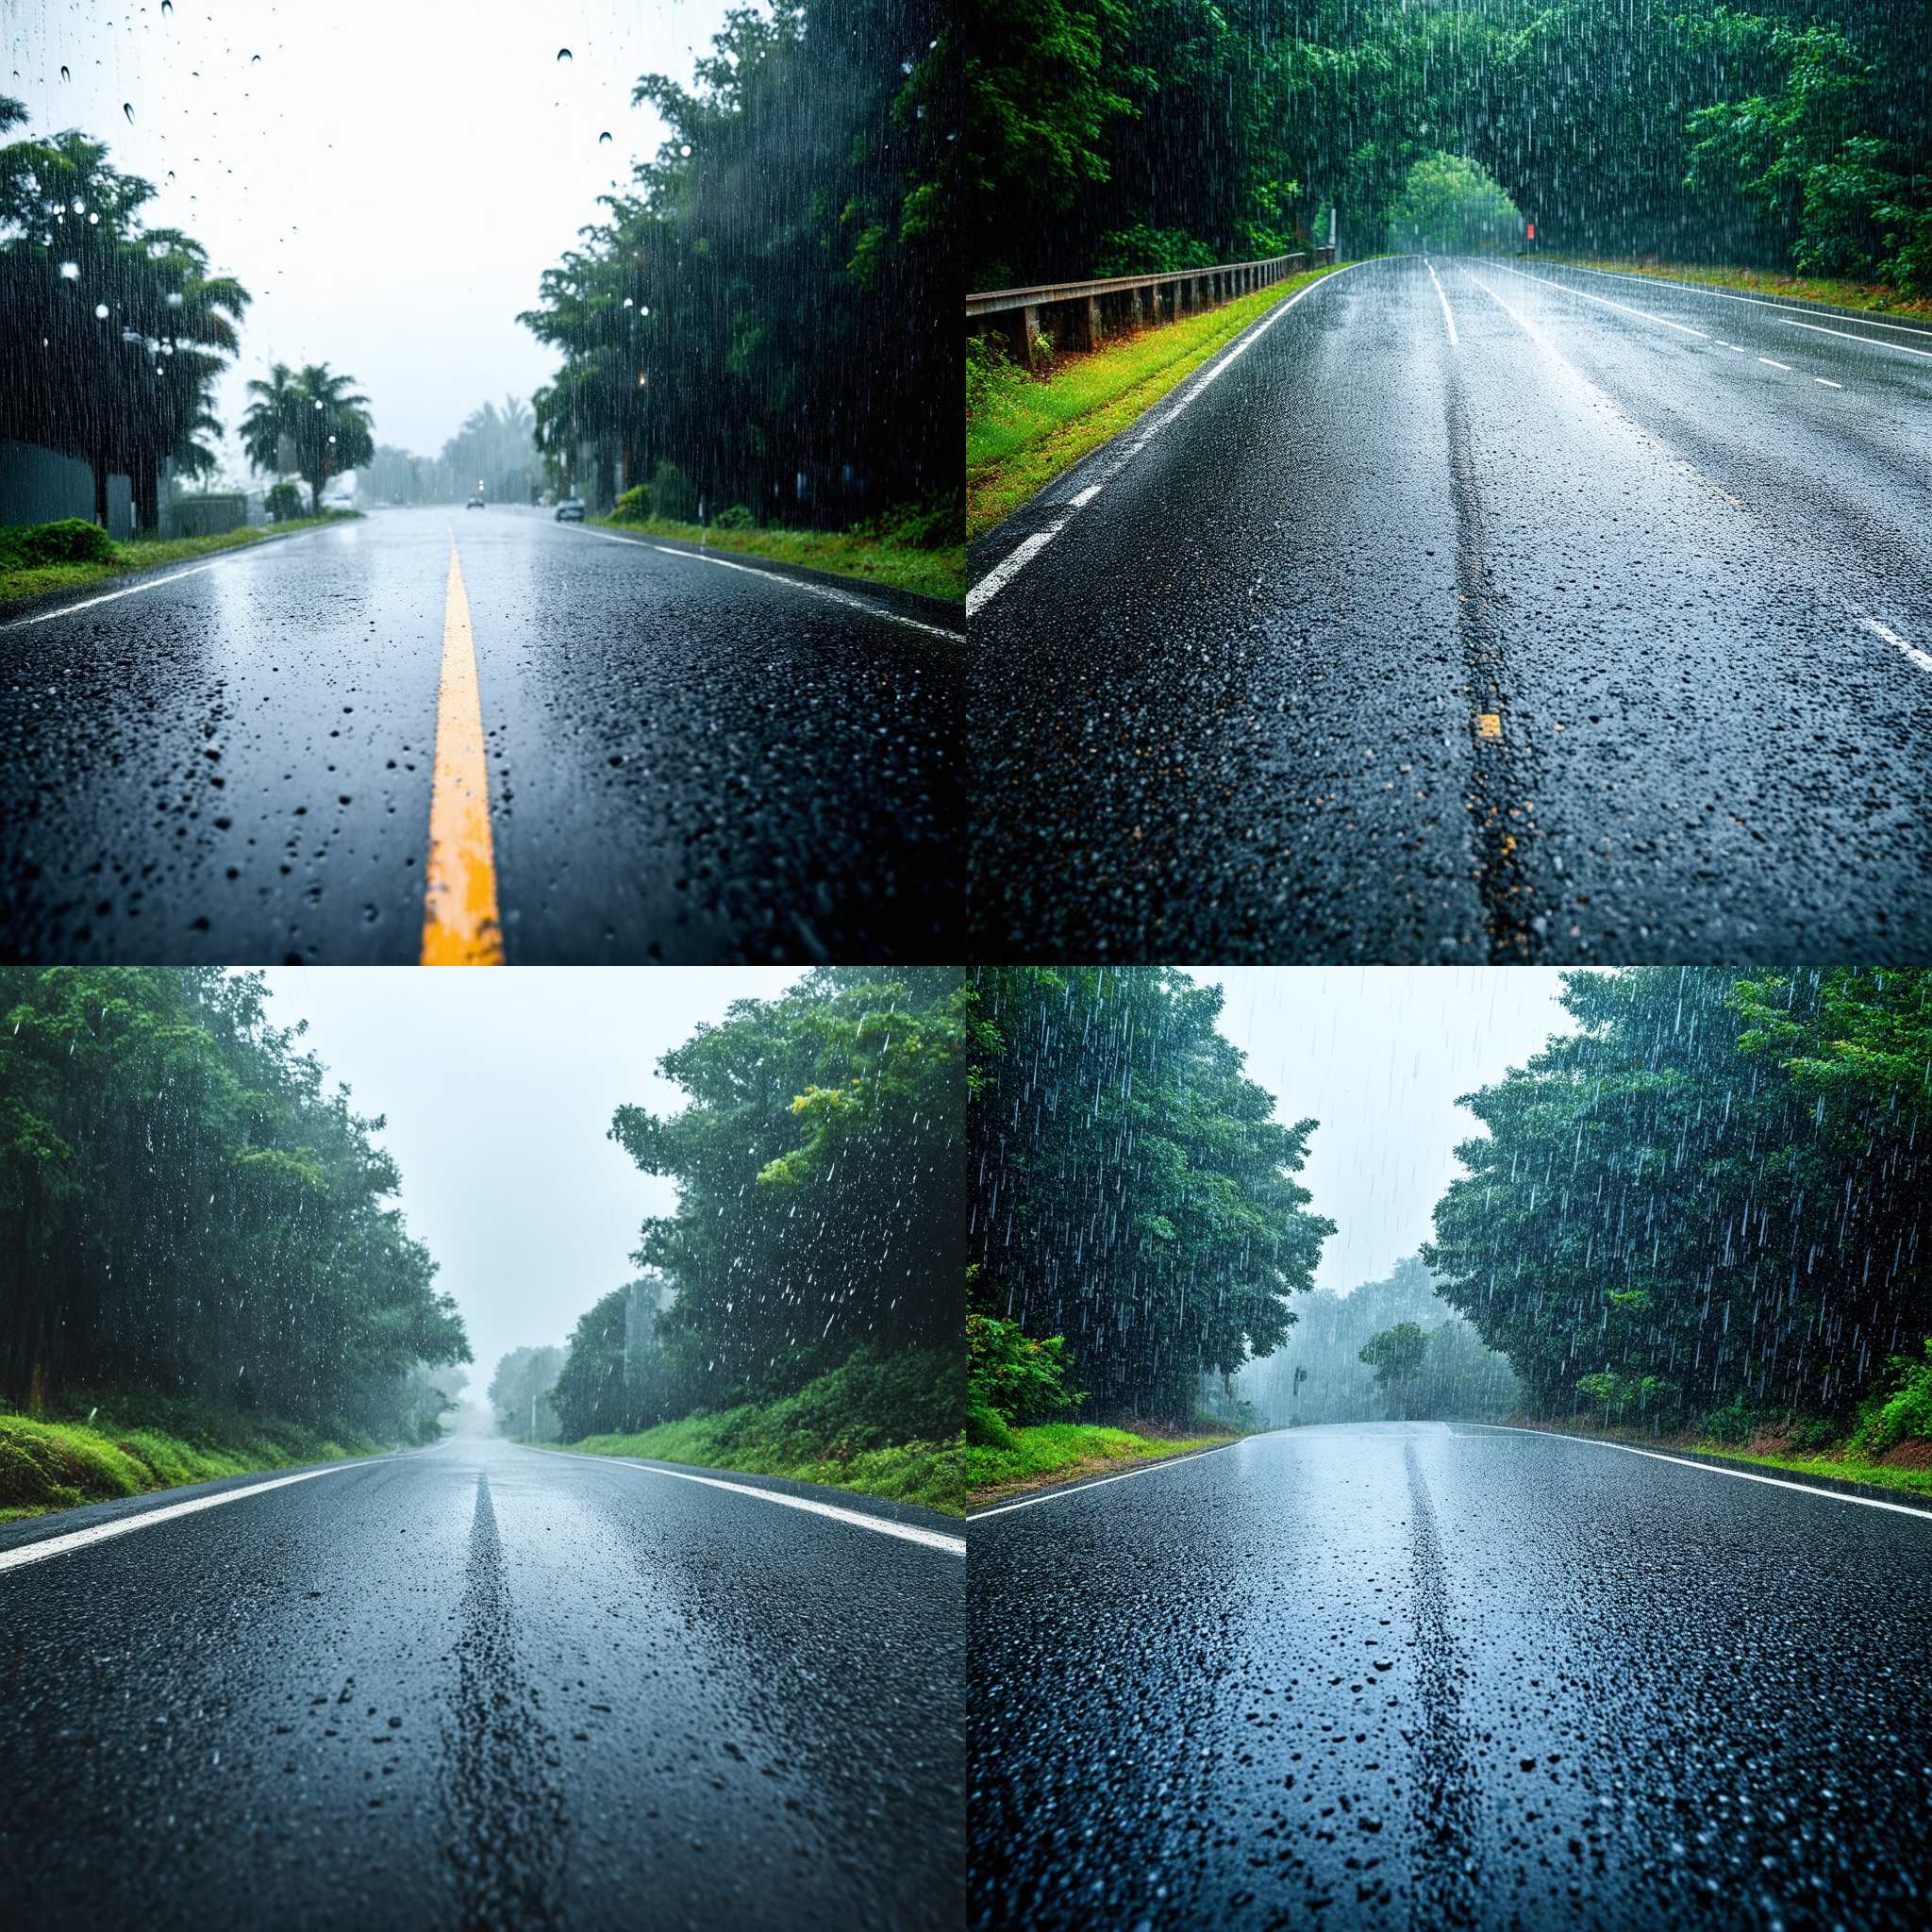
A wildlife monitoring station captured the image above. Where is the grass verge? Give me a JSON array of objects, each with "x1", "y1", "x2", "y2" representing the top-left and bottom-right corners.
[
  {"x1": 0, "y1": 1393, "x2": 375, "y2": 1523},
  {"x1": 966, "y1": 264, "x2": 1347, "y2": 540},
  {"x1": 590, "y1": 508, "x2": 965, "y2": 605},
  {"x1": 1544, "y1": 257, "x2": 1932, "y2": 322},
  {"x1": 960, "y1": 1421, "x2": 1238, "y2": 1510},
  {"x1": 0, "y1": 510, "x2": 362, "y2": 612},
  {"x1": 1513, "y1": 1416, "x2": 1932, "y2": 1503}
]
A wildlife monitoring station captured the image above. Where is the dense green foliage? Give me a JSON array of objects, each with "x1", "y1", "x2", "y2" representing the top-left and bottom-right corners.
[
  {"x1": 0, "y1": 97, "x2": 245, "y2": 529},
  {"x1": 521, "y1": 0, "x2": 955, "y2": 532},
  {"x1": 1359, "y1": 1321, "x2": 1428, "y2": 1392},
  {"x1": 489, "y1": 1344, "x2": 565, "y2": 1443},
  {"x1": 0, "y1": 968, "x2": 470, "y2": 1441},
  {"x1": 0, "y1": 517, "x2": 116, "y2": 568},
  {"x1": 238, "y1": 361, "x2": 375, "y2": 517},
  {"x1": 967, "y1": 2, "x2": 1932, "y2": 291},
  {"x1": 1384, "y1": 152, "x2": 1521, "y2": 254},
  {"x1": 548, "y1": 970, "x2": 967, "y2": 1448},
  {"x1": 967, "y1": 1308, "x2": 1082, "y2": 1440},
  {"x1": 972, "y1": 967, "x2": 1333, "y2": 1424},
  {"x1": 1427, "y1": 968, "x2": 1932, "y2": 1437}
]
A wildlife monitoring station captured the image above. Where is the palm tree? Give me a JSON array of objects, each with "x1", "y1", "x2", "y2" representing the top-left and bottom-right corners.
[
  {"x1": 239, "y1": 361, "x2": 300, "y2": 484},
  {"x1": 241, "y1": 362, "x2": 373, "y2": 514}
]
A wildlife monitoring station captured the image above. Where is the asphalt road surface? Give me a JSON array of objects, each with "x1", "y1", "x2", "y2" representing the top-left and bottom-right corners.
[
  {"x1": 0, "y1": 508, "x2": 962, "y2": 963},
  {"x1": 965, "y1": 256, "x2": 1932, "y2": 961},
  {"x1": 969, "y1": 1421, "x2": 1932, "y2": 1932},
  {"x1": 0, "y1": 1433, "x2": 962, "y2": 1930}
]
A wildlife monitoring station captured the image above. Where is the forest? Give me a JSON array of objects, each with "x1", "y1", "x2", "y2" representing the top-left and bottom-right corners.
[
  {"x1": 541, "y1": 968, "x2": 969, "y2": 1460},
  {"x1": 969, "y1": 966, "x2": 1334, "y2": 1427},
  {"x1": 520, "y1": 0, "x2": 955, "y2": 538},
  {"x1": 0, "y1": 968, "x2": 470, "y2": 1441},
  {"x1": 968, "y1": 0, "x2": 1931, "y2": 291},
  {"x1": 1427, "y1": 968, "x2": 1932, "y2": 1445}
]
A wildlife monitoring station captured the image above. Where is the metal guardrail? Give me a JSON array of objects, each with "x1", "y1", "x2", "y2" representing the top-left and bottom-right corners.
[{"x1": 966, "y1": 247, "x2": 1336, "y2": 353}]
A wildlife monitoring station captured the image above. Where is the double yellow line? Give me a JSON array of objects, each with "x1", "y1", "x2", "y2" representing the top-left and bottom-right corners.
[{"x1": 419, "y1": 535, "x2": 504, "y2": 965}]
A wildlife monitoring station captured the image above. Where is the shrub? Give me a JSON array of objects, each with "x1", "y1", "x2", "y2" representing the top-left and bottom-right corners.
[
  {"x1": 265, "y1": 481, "x2": 306, "y2": 522},
  {"x1": 1850, "y1": 1340, "x2": 1932, "y2": 1456},
  {"x1": 609, "y1": 485, "x2": 648, "y2": 524},
  {"x1": 968, "y1": 1313, "x2": 1082, "y2": 1427},
  {"x1": 1788, "y1": 1416, "x2": 1842, "y2": 1454},
  {"x1": 1702, "y1": 1397, "x2": 1762, "y2": 1444},
  {"x1": 0, "y1": 517, "x2": 118, "y2": 568},
  {"x1": 650, "y1": 459, "x2": 698, "y2": 524},
  {"x1": 713, "y1": 503, "x2": 755, "y2": 530},
  {"x1": 1577, "y1": 1370, "x2": 1678, "y2": 1424}
]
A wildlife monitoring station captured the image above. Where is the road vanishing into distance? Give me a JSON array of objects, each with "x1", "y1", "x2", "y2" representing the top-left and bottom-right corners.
[
  {"x1": 0, "y1": 1433, "x2": 963, "y2": 1930},
  {"x1": 970, "y1": 1421, "x2": 1932, "y2": 1932},
  {"x1": 0, "y1": 508, "x2": 962, "y2": 964},
  {"x1": 965, "y1": 255, "x2": 1932, "y2": 961}
]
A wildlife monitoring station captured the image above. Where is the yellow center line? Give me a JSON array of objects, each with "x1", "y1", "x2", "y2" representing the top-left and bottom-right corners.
[
  {"x1": 419, "y1": 533, "x2": 504, "y2": 965},
  {"x1": 1475, "y1": 712, "x2": 1503, "y2": 739}
]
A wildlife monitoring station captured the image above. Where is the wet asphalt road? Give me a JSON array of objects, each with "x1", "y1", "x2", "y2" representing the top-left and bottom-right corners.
[
  {"x1": 0, "y1": 508, "x2": 961, "y2": 963},
  {"x1": 0, "y1": 1434, "x2": 962, "y2": 1930},
  {"x1": 965, "y1": 256, "x2": 1932, "y2": 961},
  {"x1": 969, "y1": 1421, "x2": 1932, "y2": 1932}
]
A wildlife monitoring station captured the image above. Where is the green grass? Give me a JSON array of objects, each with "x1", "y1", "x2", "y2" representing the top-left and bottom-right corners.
[
  {"x1": 1548, "y1": 257, "x2": 1932, "y2": 322},
  {"x1": 959, "y1": 1421, "x2": 1237, "y2": 1509},
  {"x1": 966, "y1": 264, "x2": 1347, "y2": 540},
  {"x1": 0, "y1": 510, "x2": 362, "y2": 611},
  {"x1": 0, "y1": 1394, "x2": 375, "y2": 1522},
  {"x1": 590, "y1": 507, "x2": 965, "y2": 606}
]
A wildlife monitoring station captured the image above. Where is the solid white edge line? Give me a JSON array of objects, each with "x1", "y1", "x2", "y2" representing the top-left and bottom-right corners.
[
  {"x1": 966, "y1": 257, "x2": 1374, "y2": 612},
  {"x1": 0, "y1": 558, "x2": 226, "y2": 629},
  {"x1": 1860, "y1": 615, "x2": 1932, "y2": 675},
  {"x1": 1546, "y1": 261, "x2": 1932, "y2": 340},
  {"x1": 1782, "y1": 316, "x2": 1932, "y2": 361},
  {"x1": 1467, "y1": 1424, "x2": 1932, "y2": 1521},
  {"x1": 1423, "y1": 256, "x2": 1459, "y2": 345},
  {"x1": 1491, "y1": 260, "x2": 1707, "y2": 337},
  {"x1": 0, "y1": 1458, "x2": 377, "y2": 1575},
  {"x1": 968, "y1": 1439, "x2": 1243, "y2": 1519},
  {"x1": 574, "y1": 525, "x2": 963, "y2": 641},
  {"x1": 541, "y1": 1446, "x2": 965, "y2": 1555}
]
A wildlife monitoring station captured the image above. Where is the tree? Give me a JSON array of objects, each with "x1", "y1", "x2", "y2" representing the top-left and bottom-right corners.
[
  {"x1": 240, "y1": 360, "x2": 373, "y2": 512},
  {"x1": 487, "y1": 1345, "x2": 564, "y2": 1442},
  {"x1": 1359, "y1": 1322, "x2": 1429, "y2": 1416}
]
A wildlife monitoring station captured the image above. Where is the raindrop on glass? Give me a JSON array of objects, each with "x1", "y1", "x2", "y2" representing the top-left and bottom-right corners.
[
  {"x1": 94, "y1": 303, "x2": 109, "y2": 319},
  {"x1": 557, "y1": 48, "x2": 571, "y2": 62},
  {"x1": 58, "y1": 261, "x2": 77, "y2": 279},
  {"x1": 59, "y1": 65, "x2": 71, "y2": 81},
  {"x1": 124, "y1": 103, "x2": 135, "y2": 124},
  {"x1": 599, "y1": 131, "x2": 611, "y2": 145}
]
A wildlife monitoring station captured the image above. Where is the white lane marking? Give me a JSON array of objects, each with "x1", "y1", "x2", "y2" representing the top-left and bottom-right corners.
[
  {"x1": 1782, "y1": 316, "x2": 1932, "y2": 362},
  {"x1": 1069, "y1": 484, "x2": 1103, "y2": 508},
  {"x1": 542, "y1": 1446, "x2": 964, "y2": 1555},
  {"x1": 1491, "y1": 260, "x2": 1707, "y2": 337},
  {"x1": 1757, "y1": 357, "x2": 1791, "y2": 371},
  {"x1": 1468, "y1": 1424, "x2": 1932, "y2": 1521},
  {"x1": 1861, "y1": 615, "x2": 1932, "y2": 675},
  {"x1": 0, "y1": 558, "x2": 226, "y2": 629},
  {"x1": 966, "y1": 258, "x2": 1375, "y2": 613},
  {"x1": 1720, "y1": 342, "x2": 1746, "y2": 352},
  {"x1": 1547, "y1": 261, "x2": 1932, "y2": 340},
  {"x1": 1424, "y1": 256, "x2": 1459, "y2": 345},
  {"x1": 967, "y1": 525, "x2": 1064, "y2": 618},
  {"x1": 1815, "y1": 377, "x2": 1844, "y2": 389},
  {"x1": 968, "y1": 1440, "x2": 1241, "y2": 1519},
  {"x1": 575, "y1": 525, "x2": 963, "y2": 641},
  {"x1": 0, "y1": 1460, "x2": 375, "y2": 1574}
]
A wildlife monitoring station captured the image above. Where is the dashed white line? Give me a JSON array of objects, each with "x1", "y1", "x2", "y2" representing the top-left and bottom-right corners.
[
  {"x1": 1470, "y1": 1424, "x2": 1932, "y2": 1521},
  {"x1": 1815, "y1": 377, "x2": 1843, "y2": 389},
  {"x1": 1543, "y1": 261, "x2": 1932, "y2": 341},
  {"x1": 966, "y1": 525, "x2": 1064, "y2": 619},
  {"x1": 0, "y1": 1460, "x2": 379, "y2": 1574},
  {"x1": 1782, "y1": 316, "x2": 1932, "y2": 361},
  {"x1": 1861, "y1": 615, "x2": 1932, "y2": 675},
  {"x1": 1424, "y1": 256, "x2": 1459, "y2": 345},
  {"x1": 1069, "y1": 484, "x2": 1102, "y2": 508},
  {"x1": 1491, "y1": 260, "x2": 1707, "y2": 337},
  {"x1": 542, "y1": 1446, "x2": 964, "y2": 1554},
  {"x1": 1757, "y1": 357, "x2": 1792, "y2": 371}
]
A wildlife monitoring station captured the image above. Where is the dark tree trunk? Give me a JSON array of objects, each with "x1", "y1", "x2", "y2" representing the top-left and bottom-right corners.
[
  {"x1": 132, "y1": 458, "x2": 161, "y2": 537},
  {"x1": 92, "y1": 454, "x2": 110, "y2": 529}
]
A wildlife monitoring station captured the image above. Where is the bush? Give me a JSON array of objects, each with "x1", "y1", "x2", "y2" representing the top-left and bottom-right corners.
[
  {"x1": 1788, "y1": 1416, "x2": 1842, "y2": 1454},
  {"x1": 265, "y1": 481, "x2": 306, "y2": 522},
  {"x1": 649, "y1": 459, "x2": 698, "y2": 523},
  {"x1": 966, "y1": 331, "x2": 1037, "y2": 418},
  {"x1": 713, "y1": 503, "x2": 755, "y2": 530},
  {"x1": 968, "y1": 1313, "x2": 1082, "y2": 1427},
  {"x1": 1850, "y1": 1340, "x2": 1932, "y2": 1456},
  {"x1": 1702, "y1": 1397, "x2": 1763, "y2": 1444},
  {"x1": 609, "y1": 485, "x2": 647, "y2": 524},
  {"x1": 1577, "y1": 1370, "x2": 1678, "y2": 1425},
  {"x1": 0, "y1": 517, "x2": 118, "y2": 569}
]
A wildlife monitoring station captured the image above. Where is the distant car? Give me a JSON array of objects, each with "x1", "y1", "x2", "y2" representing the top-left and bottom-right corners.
[
  {"x1": 555, "y1": 496, "x2": 586, "y2": 522},
  {"x1": 465, "y1": 495, "x2": 486, "y2": 509}
]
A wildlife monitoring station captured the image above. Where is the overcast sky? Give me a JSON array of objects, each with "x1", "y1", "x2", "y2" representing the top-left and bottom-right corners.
[
  {"x1": 250, "y1": 967, "x2": 804, "y2": 1403},
  {"x1": 1185, "y1": 967, "x2": 1582, "y2": 1296},
  {"x1": 6, "y1": 0, "x2": 734, "y2": 461}
]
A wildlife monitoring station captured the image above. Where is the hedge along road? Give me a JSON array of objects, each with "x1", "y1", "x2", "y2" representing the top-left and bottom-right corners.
[
  {"x1": 0, "y1": 507, "x2": 963, "y2": 964},
  {"x1": 0, "y1": 1430, "x2": 963, "y2": 1930},
  {"x1": 969, "y1": 1418, "x2": 1932, "y2": 1932},
  {"x1": 963, "y1": 254, "x2": 1932, "y2": 963}
]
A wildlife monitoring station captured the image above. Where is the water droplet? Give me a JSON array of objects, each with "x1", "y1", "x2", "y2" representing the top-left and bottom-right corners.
[
  {"x1": 557, "y1": 47, "x2": 571, "y2": 62},
  {"x1": 598, "y1": 131, "x2": 611, "y2": 145},
  {"x1": 88, "y1": 212, "x2": 99, "y2": 225},
  {"x1": 58, "y1": 261, "x2": 78, "y2": 279},
  {"x1": 166, "y1": 291, "x2": 183, "y2": 308},
  {"x1": 71, "y1": 199, "x2": 85, "y2": 214},
  {"x1": 124, "y1": 102, "x2": 135, "y2": 124},
  {"x1": 162, "y1": 0, "x2": 174, "y2": 12},
  {"x1": 678, "y1": 143, "x2": 691, "y2": 158},
  {"x1": 251, "y1": 54, "x2": 261, "y2": 64},
  {"x1": 59, "y1": 65, "x2": 70, "y2": 81},
  {"x1": 94, "y1": 303, "x2": 109, "y2": 319},
  {"x1": 640, "y1": 305, "x2": 649, "y2": 317}
]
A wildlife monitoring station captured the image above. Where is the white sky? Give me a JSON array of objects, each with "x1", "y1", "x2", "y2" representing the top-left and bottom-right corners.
[
  {"x1": 5, "y1": 0, "x2": 735, "y2": 463},
  {"x1": 249, "y1": 967, "x2": 805, "y2": 1399},
  {"x1": 1185, "y1": 968, "x2": 1582, "y2": 1296}
]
